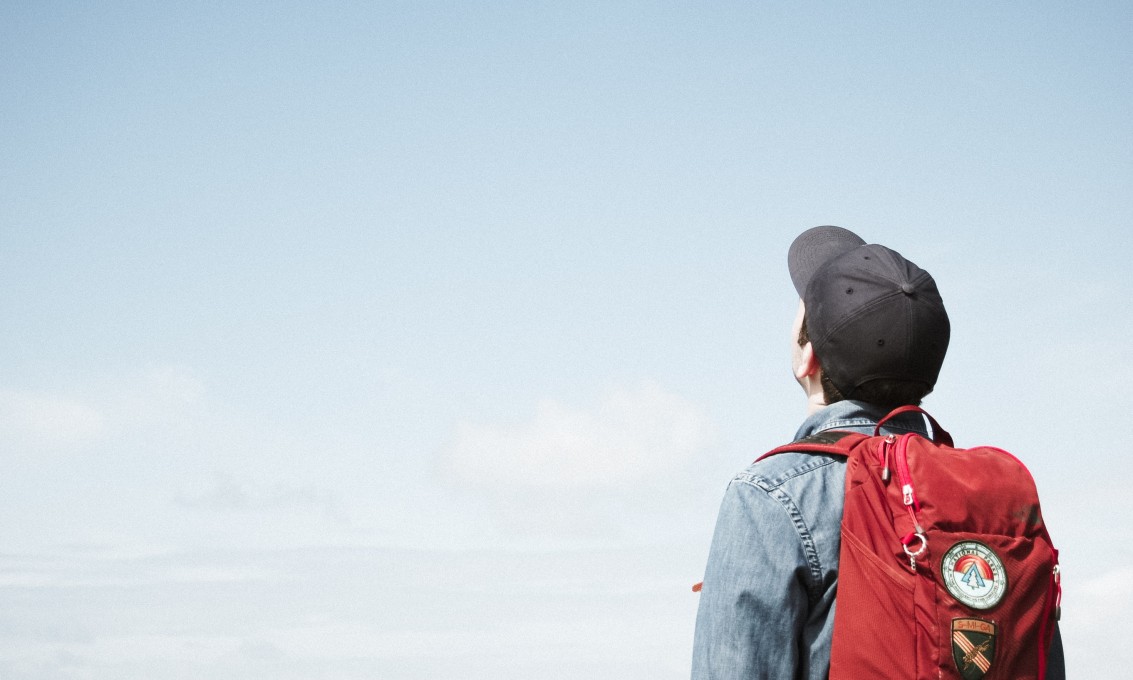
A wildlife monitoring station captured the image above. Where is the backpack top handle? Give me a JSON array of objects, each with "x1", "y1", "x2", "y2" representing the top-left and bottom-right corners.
[{"x1": 875, "y1": 405, "x2": 954, "y2": 447}]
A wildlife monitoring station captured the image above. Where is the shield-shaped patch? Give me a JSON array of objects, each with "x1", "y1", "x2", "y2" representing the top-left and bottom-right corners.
[{"x1": 952, "y1": 618, "x2": 997, "y2": 680}]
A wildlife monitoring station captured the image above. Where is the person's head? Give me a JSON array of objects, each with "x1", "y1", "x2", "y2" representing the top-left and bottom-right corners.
[{"x1": 787, "y1": 226, "x2": 950, "y2": 411}]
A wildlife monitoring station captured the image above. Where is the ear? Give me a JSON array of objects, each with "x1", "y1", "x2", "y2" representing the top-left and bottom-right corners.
[{"x1": 795, "y1": 340, "x2": 820, "y2": 380}]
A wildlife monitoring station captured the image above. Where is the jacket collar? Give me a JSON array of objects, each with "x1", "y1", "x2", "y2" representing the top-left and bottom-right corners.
[{"x1": 793, "y1": 400, "x2": 932, "y2": 441}]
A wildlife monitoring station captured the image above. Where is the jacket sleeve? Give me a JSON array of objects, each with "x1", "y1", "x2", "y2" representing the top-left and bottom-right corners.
[
  {"x1": 691, "y1": 477, "x2": 815, "y2": 680},
  {"x1": 1045, "y1": 623, "x2": 1065, "y2": 680}
]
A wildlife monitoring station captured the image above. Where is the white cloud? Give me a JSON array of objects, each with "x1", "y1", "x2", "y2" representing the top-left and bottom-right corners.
[
  {"x1": 174, "y1": 472, "x2": 342, "y2": 517},
  {"x1": 109, "y1": 364, "x2": 206, "y2": 432},
  {"x1": 0, "y1": 364, "x2": 206, "y2": 456},
  {"x1": 444, "y1": 382, "x2": 715, "y2": 489},
  {"x1": 0, "y1": 389, "x2": 105, "y2": 450}
]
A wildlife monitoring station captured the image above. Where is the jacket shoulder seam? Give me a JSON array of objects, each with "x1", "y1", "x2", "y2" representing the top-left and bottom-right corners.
[{"x1": 730, "y1": 473, "x2": 827, "y2": 601}]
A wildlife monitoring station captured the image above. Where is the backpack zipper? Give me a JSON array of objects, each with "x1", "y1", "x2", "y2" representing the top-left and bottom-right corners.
[
  {"x1": 894, "y1": 433, "x2": 920, "y2": 512},
  {"x1": 888, "y1": 433, "x2": 926, "y2": 572},
  {"x1": 880, "y1": 434, "x2": 895, "y2": 481}
]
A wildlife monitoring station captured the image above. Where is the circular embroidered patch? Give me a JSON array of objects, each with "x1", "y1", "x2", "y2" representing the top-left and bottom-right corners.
[{"x1": 940, "y1": 541, "x2": 1008, "y2": 610}]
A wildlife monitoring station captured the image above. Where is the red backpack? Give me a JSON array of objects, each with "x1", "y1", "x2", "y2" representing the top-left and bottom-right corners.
[{"x1": 760, "y1": 406, "x2": 1061, "y2": 680}]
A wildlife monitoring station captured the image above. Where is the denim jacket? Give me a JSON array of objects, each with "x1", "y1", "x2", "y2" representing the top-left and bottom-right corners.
[{"x1": 690, "y1": 400, "x2": 1064, "y2": 679}]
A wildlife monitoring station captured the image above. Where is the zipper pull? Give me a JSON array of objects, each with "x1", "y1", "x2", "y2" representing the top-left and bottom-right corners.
[
  {"x1": 1053, "y1": 565, "x2": 1062, "y2": 620},
  {"x1": 881, "y1": 434, "x2": 896, "y2": 481},
  {"x1": 902, "y1": 484, "x2": 915, "y2": 506}
]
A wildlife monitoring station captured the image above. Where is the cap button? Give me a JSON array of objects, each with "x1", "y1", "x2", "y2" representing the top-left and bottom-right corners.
[{"x1": 900, "y1": 283, "x2": 915, "y2": 295}]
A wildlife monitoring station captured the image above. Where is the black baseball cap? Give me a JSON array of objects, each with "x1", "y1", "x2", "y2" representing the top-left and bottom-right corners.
[
  {"x1": 788, "y1": 225, "x2": 865, "y2": 297},
  {"x1": 788, "y1": 227, "x2": 950, "y2": 397}
]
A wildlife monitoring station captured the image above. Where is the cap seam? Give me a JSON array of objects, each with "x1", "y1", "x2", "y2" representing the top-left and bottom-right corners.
[
  {"x1": 812, "y1": 288, "x2": 905, "y2": 347},
  {"x1": 809, "y1": 266, "x2": 933, "y2": 347}
]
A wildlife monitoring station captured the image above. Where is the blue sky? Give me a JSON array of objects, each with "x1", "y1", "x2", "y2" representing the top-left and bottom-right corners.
[{"x1": 2, "y1": 2, "x2": 1131, "y2": 678}]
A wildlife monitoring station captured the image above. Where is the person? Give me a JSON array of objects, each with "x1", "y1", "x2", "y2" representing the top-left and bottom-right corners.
[{"x1": 690, "y1": 226, "x2": 1064, "y2": 679}]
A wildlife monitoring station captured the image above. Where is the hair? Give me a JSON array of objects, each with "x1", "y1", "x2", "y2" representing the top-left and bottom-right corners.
[{"x1": 797, "y1": 317, "x2": 931, "y2": 410}]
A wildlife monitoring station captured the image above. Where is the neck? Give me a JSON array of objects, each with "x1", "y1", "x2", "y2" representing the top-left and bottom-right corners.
[
  {"x1": 805, "y1": 391, "x2": 827, "y2": 415},
  {"x1": 798, "y1": 370, "x2": 827, "y2": 415}
]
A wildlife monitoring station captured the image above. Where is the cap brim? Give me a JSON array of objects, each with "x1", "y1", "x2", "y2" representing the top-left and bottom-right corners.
[{"x1": 788, "y1": 225, "x2": 866, "y2": 297}]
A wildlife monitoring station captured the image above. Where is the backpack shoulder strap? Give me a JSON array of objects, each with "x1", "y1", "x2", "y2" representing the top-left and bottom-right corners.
[{"x1": 757, "y1": 429, "x2": 868, "y2": 462}]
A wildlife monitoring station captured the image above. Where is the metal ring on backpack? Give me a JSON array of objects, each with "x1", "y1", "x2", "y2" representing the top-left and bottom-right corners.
[{"x1": 902, "y1": 532, "x2": 927, "y2": 558}]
